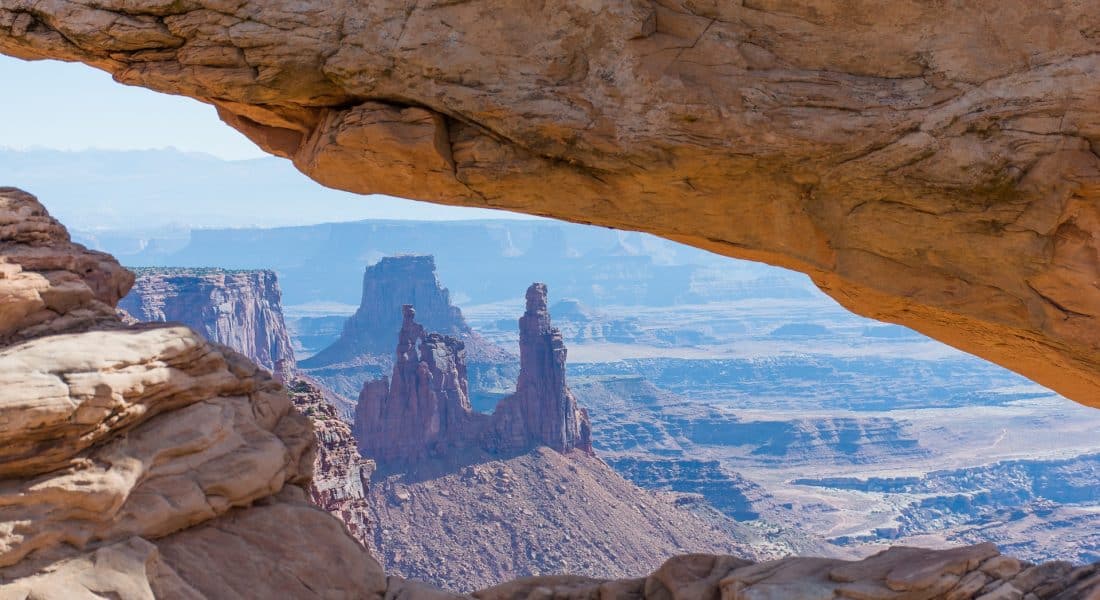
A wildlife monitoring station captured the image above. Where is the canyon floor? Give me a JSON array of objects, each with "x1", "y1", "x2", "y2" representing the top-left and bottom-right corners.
[{"x1": 363, "y1": 447, "x2": 792, "y2": 591}]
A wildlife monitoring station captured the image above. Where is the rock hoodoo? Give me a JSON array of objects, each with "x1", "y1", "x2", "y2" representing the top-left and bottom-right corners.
[
  {"x1": 355, "y1": 305, "x2": 474, "y2": 464},
  {"x1": 2, "y1": 1, "x2": 1097, "y2": 406},
  {"x1": 354, "y1": 283, "x2": 592, "y2": 466},
  {"x1": 119, "y1": 267, "x2": 296, "y2": 379}
]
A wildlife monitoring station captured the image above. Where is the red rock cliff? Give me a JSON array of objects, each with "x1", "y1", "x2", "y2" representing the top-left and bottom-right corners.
[{"x1": 355, "y1": 305, "x2": 475, "y2": 464}]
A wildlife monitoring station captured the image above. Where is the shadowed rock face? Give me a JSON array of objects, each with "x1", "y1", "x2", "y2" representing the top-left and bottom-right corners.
[
  {"x1": 305, "y1": 256, "x2": 471, "y2": 364},
  {"x1": 2, "y1": 1, "x2": 1098, "y2": 406},
  {"x1": 119, "y1": 267, "x2": 296, "y2": 379}
]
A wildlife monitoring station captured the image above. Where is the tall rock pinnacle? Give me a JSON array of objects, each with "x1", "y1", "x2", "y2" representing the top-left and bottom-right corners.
[
  {"x1": 492, "y1": 283, "x2": 592, "y2": 455},
  {"x1": 354, "y1": 284, "x2": 592, "y2": 466}
]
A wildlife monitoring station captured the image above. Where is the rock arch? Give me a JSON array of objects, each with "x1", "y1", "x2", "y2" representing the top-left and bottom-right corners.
[{"x1": 2, "y1": 1, "x2": 1098, "y2": 406}]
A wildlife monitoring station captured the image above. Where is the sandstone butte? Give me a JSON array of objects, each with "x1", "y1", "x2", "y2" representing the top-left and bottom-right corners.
[
  {"x1": 1, "y1": 1, "x2": 1098, "y2": 408},
  {"x1": 0, "y1": 188, "x2": 1097, "y2": 599}
]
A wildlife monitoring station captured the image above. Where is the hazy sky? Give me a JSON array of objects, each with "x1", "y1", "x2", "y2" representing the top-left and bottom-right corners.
[
  {"x1": 0, "y1": 55, "x2": 533, "y2": 223},
  {"x1": 1, "y1": 55, "x2": 266, "y2": 159}
]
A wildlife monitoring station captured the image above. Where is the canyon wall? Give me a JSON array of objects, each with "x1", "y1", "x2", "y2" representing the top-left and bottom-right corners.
[
  {"x1": 286, "y1": 376, "x2": 374, "y2": 547},
  {"x1": 1, "y1": 0, "x2": 1097, "y2": 406},
  {"x1": 120, "y1": 267, "x2": 296, "y2": 378}
]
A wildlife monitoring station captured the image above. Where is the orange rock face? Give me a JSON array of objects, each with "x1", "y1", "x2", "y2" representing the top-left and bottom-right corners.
[{"x1": 2, "y1": 1, "x2": 1097, "y2": 406}]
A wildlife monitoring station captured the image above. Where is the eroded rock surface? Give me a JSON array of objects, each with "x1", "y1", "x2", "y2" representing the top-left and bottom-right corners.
[
  {"x1": 119, "y1": 267, "x2": 296, "y2": 379},
  {"x1": 1, "y1": 2, "x2": 1098, "y2": 406},
  {"x1": 286, "y1": 376, "x2": 375, "y2": 548},
  {"x1": 0, "y1": 187, "x2": 385, "y2": 598},
  {"x1": 489, "y1": 284, "x2": 592, "y2": 455}
]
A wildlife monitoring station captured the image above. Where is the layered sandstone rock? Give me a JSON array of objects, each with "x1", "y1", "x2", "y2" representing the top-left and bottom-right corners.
[
  {"x1": 478, "y1": 544, "x2": 1100, "y2": 600},
  {"x1": 354, "y1": 284, "x2": 591, "y2": 465},
  {"x1": 0, "y1": 187, "x2": 386, "y2": 598},
  {"x1": 2, "y1": 1, "x2": 1098, "y2": 406},
  {"x1": 119, "y1": 267, "x2": 296, "y2": 379},
  {"x1": 300, "y1": 255, "x2": 513, "y2": 398},
  {"x1": 119, "y1": 266, "x2": 375, "y2": 547}
]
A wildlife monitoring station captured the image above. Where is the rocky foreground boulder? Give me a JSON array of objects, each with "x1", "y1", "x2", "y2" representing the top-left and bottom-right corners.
[
  {"x1": 0, "y1": 188, "x2": 385, "y2": 598},
  {"x1": 2, "y1": 1, "x2": 1097, "y2": 407}
]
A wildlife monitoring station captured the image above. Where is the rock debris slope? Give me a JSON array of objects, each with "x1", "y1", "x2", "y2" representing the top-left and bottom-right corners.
[
  {"x1": 0, "y1": 188, "x2": 385, "y2": 598},
  {"x1": 119, "y1": 267, "x2": 296, "y2": 379},
  {"x1": 2, "y1": 1, "x2": 1098, "y2": 406},
  {"x1": 354, "y1": 289, "x2": 780, "y2": 589}
]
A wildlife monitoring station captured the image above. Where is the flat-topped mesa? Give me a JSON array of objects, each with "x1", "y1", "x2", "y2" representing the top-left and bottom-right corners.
[
  {"x1": 355, "y1": 305, "x2": 475, "y2": 464},
  {"x1": 119, "y1": 267, "x2": 297, "y2": 380},
  {"x1": 491, "y1": 283, "x2": 593, "y2": 455},
  {"x1": 304, "y1": 255, "x2": 472, "y2": 365},
  {"x1": 300, "y1": 254, "x2": 512, "y2": 399}
]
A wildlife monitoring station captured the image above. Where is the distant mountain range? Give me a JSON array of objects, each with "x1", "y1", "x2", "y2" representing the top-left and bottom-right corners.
[
  {"x1": 88, "y1": 216, "x2": 816, "y2": 309},
  {"x1": 0, "y1": 147, "x2": 528, "y2": 230}
]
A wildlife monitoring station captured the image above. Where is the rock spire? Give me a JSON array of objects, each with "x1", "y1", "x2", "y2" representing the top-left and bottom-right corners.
[
  {"x1": 491, "y1": 283, "x2": 592, "y2": 454},
  {"x1": 354, "y1": 284, "x2": 592, "y2": 465}
]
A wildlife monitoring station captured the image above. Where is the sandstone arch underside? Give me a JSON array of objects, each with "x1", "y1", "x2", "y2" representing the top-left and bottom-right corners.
[{"x1": 1, "y1": 0, "x2": 1098, "y2": 407}]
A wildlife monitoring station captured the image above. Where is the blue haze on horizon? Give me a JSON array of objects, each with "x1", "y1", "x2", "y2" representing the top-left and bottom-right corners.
[{"x1": 0, "y1": 55, "x2": 536, "y2": 226}]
